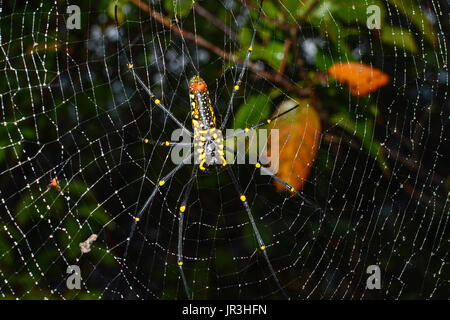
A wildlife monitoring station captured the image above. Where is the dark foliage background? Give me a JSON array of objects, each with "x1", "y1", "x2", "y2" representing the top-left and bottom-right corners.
[{"x1": 0, "y1": 0, "x2": 448, "y2": 299}]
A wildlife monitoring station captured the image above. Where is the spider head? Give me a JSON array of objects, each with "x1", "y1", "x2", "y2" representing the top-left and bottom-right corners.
[{"x1": 189, "y1": 76, "x2": 208, "y2": 93}]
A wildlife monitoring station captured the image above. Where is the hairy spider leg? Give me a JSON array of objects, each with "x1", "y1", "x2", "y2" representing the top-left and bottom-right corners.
[
  {"x1": 226, "y1": 166, "x2": 289, "y2": 299},
  {"x1": 220, "y1": 0, "x2": 264, "y2": 130},
  {"x1": 114, "y1": 3, "x2": 192, "y2": 137}
]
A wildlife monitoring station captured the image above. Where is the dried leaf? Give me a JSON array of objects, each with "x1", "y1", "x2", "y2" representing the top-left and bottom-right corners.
[
  {"x1": 268, "y1": 100, "x2": 321, "y2": 193},
  {"x1": 328, "y1": 62, "x2": 389, "y2": 96}
]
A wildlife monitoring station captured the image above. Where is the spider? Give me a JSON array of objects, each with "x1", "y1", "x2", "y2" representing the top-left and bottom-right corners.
[{"x1": 114, "y1": 0, "x2": 319, "y2": 299}]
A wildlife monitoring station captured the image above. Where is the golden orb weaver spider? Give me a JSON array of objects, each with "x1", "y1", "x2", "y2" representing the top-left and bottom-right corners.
[{"x1": 115, "y1": 0, "x2": 320, "y2": 299}]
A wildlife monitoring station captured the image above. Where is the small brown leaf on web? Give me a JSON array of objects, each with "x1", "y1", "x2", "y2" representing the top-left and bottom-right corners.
[
  {"x1": 268, "y1": 100, "x2": 321, "y2": 193},
  {"x1": 79, "y1": 234, "x2": 98, "y2": 254},
  {"x1": 328, "y1": 62, "x2": 389, "y2": 96}
]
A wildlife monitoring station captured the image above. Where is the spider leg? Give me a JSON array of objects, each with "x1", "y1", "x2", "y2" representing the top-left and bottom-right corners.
[
  {"x1": 142, "y1": 138, "x2": 193, "y2": 147},
  {"x1": 176, "y1": 166, "x2": 198, "y2": 299},
  {"x1": 225, "y1": 166, "x2": 289, "y2": 299},
  {"x1": 255, "y1": 162, "x2": 323, "y2": 213},
  {"x1": 124, "y1": 154, "x2": 191, "y2": 258},
  {"x1": 225, "y1": 103, "x2": 301, "y2": 140},
  {"x1": 114, "y1": 3, "x2": 192, "y2": 137},
  {"x1": 222, "y1": 144, "x2": 321, "y2": 212},
  {"x1": 220, "y1": 0, "x2": 264, "y2": 130}
]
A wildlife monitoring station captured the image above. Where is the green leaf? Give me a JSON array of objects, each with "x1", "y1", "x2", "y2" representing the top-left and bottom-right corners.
[
  {"x1": 298, "y1": 0, "x2": 318, "y2": 20},
  {"x1": 309, "y1": 0, "x2": 336, "y2": 25},
  {"x1": 315, "y1": 48, "x2": 334, "y2": 71},
  {"x1": 256, "y1": 40, "x2": 286, "y2": 70},
  {"x1": 232, "y1": 95, "x2": 271, "y2": 130},
  {"x1": 164, "y1": 0, "x2": 193, "y2": 19},
  {"x1": 92, "y1": 245, "x2": 116, "y2": 266},
  {"x1": 388, "y1": 0, "x2": 437, "y2": 46},
  {"x1": 334, "y1": 0, "x2": 386, "y2": 24},
  {"x1": 321, "y1": 20, "x2": 353, "y2": 58},
  {"x1": 282, "y1": 0, "x2": 301, "y2": 20},
  {"x1": 79, "y1": 204, "x2": 111, "y2": 227},
  {"x1": 237, "y1": 28, "x2": 286, "y2": 70},
  {"x1": 262, "y1": 0, "x2": 278, "y2": 20},
  {"x1": 238, "y1": 27, "x2": 252, "y2": 48},
  {"x1": 331, "y1": 111, "x2": 390, "y2": 177},
  {"x1": 381, "y1": 26, "x2": 418, "y2": 54},
  {"x1": 107, "y1": 1, "x2": 123, "y2": 24},
  {"x1": 0, "y1": 233, "x2": 13, "y2": 267}
]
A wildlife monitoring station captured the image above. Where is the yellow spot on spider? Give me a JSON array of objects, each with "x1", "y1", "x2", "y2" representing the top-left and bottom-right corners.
[
  {"x1": 180, "y1": 206, "x2": 186, "y2": 213},
  {"x1": 144, "y1": 139, "x2": 149, "y2": 144},
  {"x1": 248, "y1": 46, "x2": 253, "y2": 51},
  {"x1": 245, "y1": 128, "x2": 249, "y2": 132},
  {"x1": 154, "y1": 99, "x2": 160, "y2": 104},
  {"x1": 255, "y1": 163, "x2": 261, "y2": 168},
  {"x1": 234, "y1": 85, "x2": 240, "y2": 90},
  {"x1": 134, "y1": 217, "x2": 140, "y2": 222},
  {"x1": 267, "y1": 119, "x2": 271, "y2": 124},
  {"x1": 260, "y1": 245, "x2": 266, "y2": 250},
  {"x1": 240, "y1": 195, "x2": 246, "y2": 202},
  {"x1": 128, "y1": 63, "x2": 133, "y2": 69},
  {"x1": 165, "y1": 141, "x2": 170, "y2": 146},
  {"x1": 290, "y1": 187, "x2": 295, "y2": 192},
  {"x1": 199, "y1": 159, "x2": 206, "y2": 171},
  {"x1": 159, "y1": 180, "x2": 165, "y2": 186},
  {"x1": 178, "y1": 261, "x2": 183, "y2": 266}
]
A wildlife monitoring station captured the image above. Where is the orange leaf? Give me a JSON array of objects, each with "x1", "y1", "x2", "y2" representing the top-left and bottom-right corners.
[
  {"x1": 268, "y1": 100, "x2": 321, "y2": 193},
  {"x1": 328, "y1": 62, "x2": 389, "y2": 96}
]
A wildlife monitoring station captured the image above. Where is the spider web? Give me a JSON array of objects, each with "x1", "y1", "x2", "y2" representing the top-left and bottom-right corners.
[{"x1": 0, "y1": 0, "x2": 448, "y2": 299}]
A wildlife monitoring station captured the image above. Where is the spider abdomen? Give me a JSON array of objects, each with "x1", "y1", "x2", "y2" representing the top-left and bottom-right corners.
[
  {"x1": 189, "y1": 76, "x2": 226, "y2": 170},
  {"x1": 189, "y1": 76, "x2": 216, "y2": 131}
]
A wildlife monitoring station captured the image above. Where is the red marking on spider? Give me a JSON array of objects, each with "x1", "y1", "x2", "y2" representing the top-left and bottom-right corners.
[{"x1": 190, "y1": 80, "x2": 207, "y2": 92}]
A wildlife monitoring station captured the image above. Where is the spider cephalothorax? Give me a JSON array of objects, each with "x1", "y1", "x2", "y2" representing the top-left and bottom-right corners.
[{"x1": 189, "y1": 76, "x2": 226, "y2": 171}]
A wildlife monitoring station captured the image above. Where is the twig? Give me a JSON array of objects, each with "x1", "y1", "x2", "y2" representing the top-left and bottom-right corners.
[
  {"x1": 298, "y1": 0, "x2": 320, "y2": 21},
  {"x1": 127, "y1": 0, "x2": 309, "y2": 97},
  {"x1": 239, "y1": 0, "x2": 289, "y2": 30},
  {"x1": 193, "y1": 4, "x2": 237, "y2": 41},
  {"x1": 276, "y1": 38, "x2": 292, "y2": 78}
]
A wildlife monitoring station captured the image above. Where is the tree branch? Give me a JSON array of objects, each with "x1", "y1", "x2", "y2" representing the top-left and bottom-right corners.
[{"x1": 127, "y1": 0, "x2": 309, "y2": 97}]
